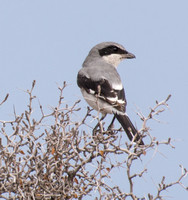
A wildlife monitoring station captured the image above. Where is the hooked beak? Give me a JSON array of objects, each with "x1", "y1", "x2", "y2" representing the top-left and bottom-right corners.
[{"x1": 122, "y1": 52, "x2": 136, "y2": 59}]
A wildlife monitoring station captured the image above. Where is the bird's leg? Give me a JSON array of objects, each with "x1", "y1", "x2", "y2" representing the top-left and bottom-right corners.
[
  {"x1": 107, "y1": 115, "x2": 116, "y2": 131},
  {"x1": 93, "y1": 114, "x2": 106, "y2": 135}
]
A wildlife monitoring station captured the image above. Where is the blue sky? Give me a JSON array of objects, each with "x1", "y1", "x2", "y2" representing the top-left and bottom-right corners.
[{"x1": 0, "y1": 0, "x2": 188, "y2": 199}]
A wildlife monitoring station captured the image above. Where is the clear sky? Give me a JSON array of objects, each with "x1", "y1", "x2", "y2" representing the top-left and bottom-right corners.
[{"x1": 0, "y1": 0, "x2": 188, "y2": 199}]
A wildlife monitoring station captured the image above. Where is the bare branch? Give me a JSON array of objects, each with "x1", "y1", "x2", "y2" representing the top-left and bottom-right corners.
[
  {"x1": 0, "y1": 93, "x2": 9, "y2": 106},
  {"x1": 0, "y1": 85, "x2": 186, "y2": 200}
]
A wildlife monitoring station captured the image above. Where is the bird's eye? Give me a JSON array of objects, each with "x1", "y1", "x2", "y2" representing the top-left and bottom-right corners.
[{"x1": 113, "y1": 47, "x2": 118, "y2": 52}]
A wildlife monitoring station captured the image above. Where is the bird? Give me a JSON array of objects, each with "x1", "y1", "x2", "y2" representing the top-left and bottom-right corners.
[{"x1": 77, "y1": 42, "x2": 144, "y2": 145}]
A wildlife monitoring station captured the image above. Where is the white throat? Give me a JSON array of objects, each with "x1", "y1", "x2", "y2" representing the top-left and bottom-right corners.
[{"x1": 102, "y1": 54, "x2": 123, "y2": 68}]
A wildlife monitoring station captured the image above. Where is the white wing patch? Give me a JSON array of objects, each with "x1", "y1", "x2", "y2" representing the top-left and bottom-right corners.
[
  {"x1": 117, "y1": 99, "x2": 125, "y2": 104},
  {"x1": 89, "y1": 89, "x2": 95, "y2": 94},
  {"x1": 112, "y1": 83, "x2": 123, "y2": 90},
  {"x1": 107, "y1": 96, "x2": 118, "y2": 103},
  {"x1": 107, "y1": 96, "x2": 125, "y2": 106}
]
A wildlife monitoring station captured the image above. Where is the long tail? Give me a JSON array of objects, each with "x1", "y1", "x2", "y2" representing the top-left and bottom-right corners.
[{"x1": 115, "y1": 114, "x2": 144, "y2": 145}]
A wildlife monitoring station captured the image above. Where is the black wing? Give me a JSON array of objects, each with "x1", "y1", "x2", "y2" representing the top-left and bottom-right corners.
[{"x1": 77, "y1": 73, "x2": 126, "y2": 113}]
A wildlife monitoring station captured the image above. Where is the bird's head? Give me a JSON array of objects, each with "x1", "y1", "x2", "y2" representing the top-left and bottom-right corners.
[{"x1": 90, "y1": 42, "x2": 135, "y2": 68}]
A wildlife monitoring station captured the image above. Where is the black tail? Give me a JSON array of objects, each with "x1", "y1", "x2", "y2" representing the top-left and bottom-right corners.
[{"x1": 115, "y1": 114, "x2": 144, "y2": 145}]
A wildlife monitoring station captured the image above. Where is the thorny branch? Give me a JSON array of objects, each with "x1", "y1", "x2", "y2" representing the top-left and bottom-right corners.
[{"x1": 0, "y1": 81, "x2": 187, "y2": 199}]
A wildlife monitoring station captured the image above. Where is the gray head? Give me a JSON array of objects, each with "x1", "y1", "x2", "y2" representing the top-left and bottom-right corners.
[{"x1": 84, "y1": 42, "x2": 135, "y2": 68}]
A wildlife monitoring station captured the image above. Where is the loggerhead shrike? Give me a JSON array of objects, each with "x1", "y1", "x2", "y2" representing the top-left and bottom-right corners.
[{"x1": 77, "y1": 42, "x2": 144, "y2": 145}]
